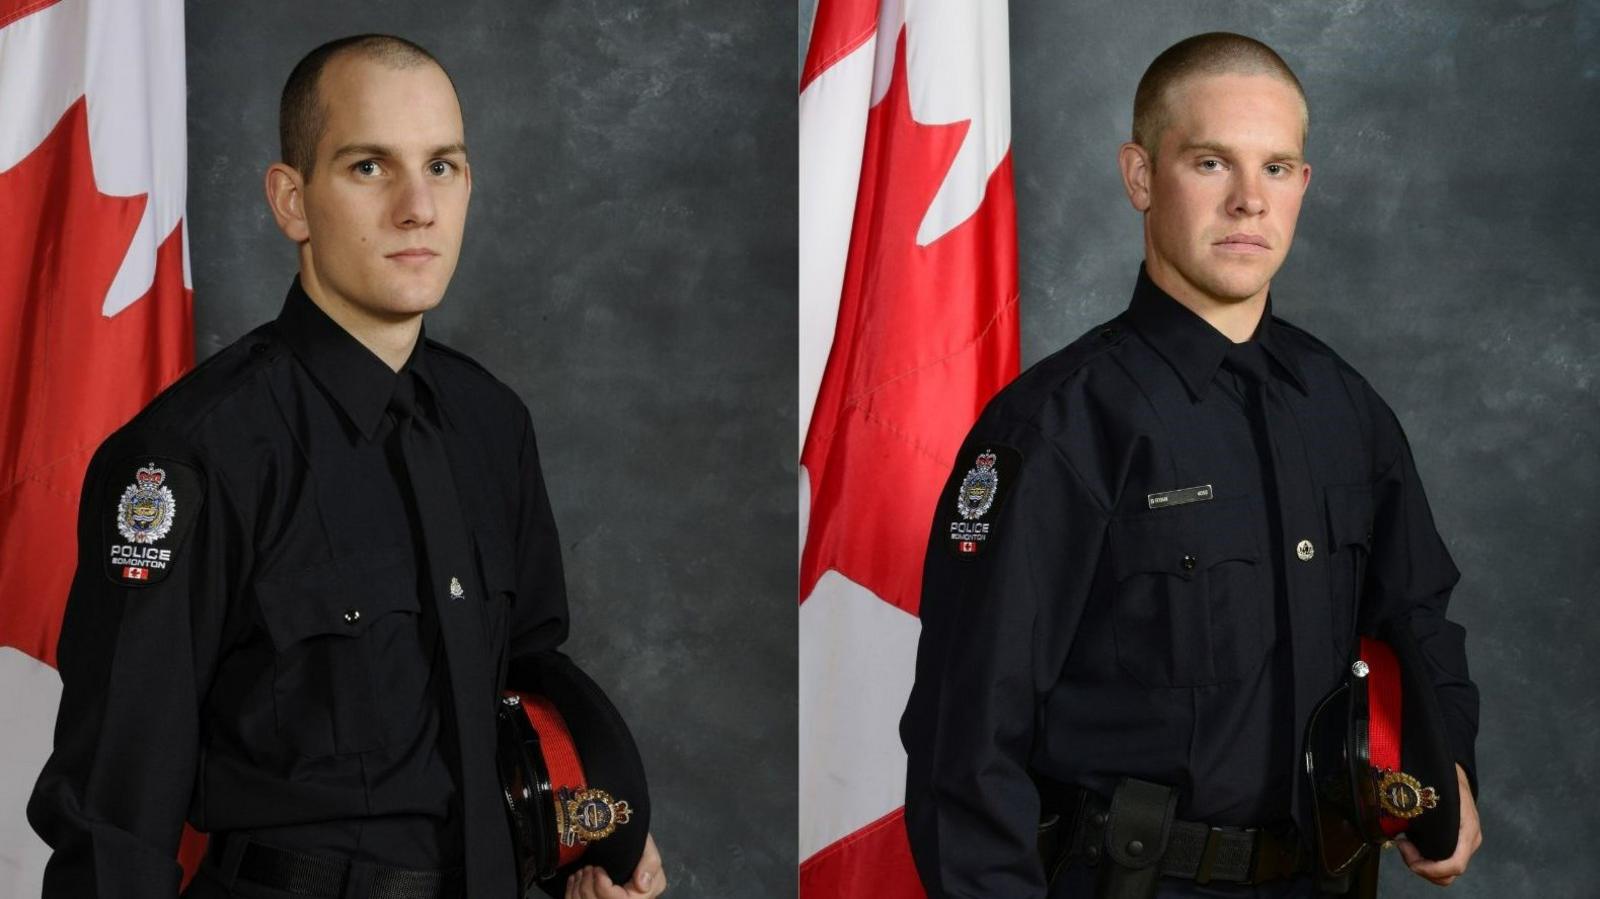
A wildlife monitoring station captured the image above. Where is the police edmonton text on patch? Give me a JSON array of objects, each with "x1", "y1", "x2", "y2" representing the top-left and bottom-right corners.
[
  {"x1": 27, "y1": 35, "x2": 667, "y2": 899},
  {"x1": 901, "y1": 33, "x2": 1482, "y2": 899}
]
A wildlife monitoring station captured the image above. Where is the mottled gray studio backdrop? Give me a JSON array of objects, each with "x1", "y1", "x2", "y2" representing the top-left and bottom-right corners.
[
  {"x1": 187, "y1": 3, "x2": 794, "y2": 897},
  {"x1": 799, "y1": 1, "x2": 1599, "y2": 896}
]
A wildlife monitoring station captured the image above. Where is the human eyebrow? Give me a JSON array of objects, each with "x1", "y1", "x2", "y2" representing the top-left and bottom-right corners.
[
  {"x1": 1178, "y1": 141, "x2": 1234, "y2": 157},
  {"x1": 330, "y1": 143, "x2": 400, "y2": 161},
  {"x1": 1179, "y1": 141, "x2": 1302, "y2": 165},
  {"x1": 427, "y1": 142, "x2": 468, "y2": 159}
]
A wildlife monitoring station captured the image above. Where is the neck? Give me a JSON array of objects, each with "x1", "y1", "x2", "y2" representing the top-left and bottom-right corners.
[
  {"x1": 1144, "y1": 254, "x2": 1267, "y2": 345},
  {"x1": 299, "y1": 267, "x2": 421, "y2": 372}
]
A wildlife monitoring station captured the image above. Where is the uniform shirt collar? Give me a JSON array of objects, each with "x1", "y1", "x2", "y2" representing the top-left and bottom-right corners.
[
  {"x1": 274, "y1": 275, "x2": 441, "y2": 440},
  {"x1": 1123, "y1": 262, "x2": 1308, "y2": 401}
]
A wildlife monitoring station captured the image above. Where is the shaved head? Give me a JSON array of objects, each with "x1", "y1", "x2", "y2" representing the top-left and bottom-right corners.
[
  {"x1": 279, "y1": 34, "x2": 455, "y2": 179},
  {"x1": 1133, "y1": 32, "x2": 1307, "y2": 166}
]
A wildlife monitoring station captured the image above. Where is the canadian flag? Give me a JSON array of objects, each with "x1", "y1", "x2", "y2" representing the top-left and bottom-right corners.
[
  {"x1": 798, "y1": 0, "x2": 1020, "y2": 895},
  {"x1": 0, "y1": 0, "x2": 196, "y2": 893}
]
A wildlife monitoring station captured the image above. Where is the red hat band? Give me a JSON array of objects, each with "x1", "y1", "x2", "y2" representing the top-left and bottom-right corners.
[
  {"x1": 1359, "y1": 637, "x2": 1438, "y2": 836},
  {"x1": 511, "y1": 691, "x2": 634, "y2": 869}
]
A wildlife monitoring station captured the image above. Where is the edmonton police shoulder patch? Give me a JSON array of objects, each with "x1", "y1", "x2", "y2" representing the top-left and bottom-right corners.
[
  {"x1": 101, "y1": 456, "x2": 205, "y2": 587},
  {"x1": 944, "y1": 441, "x2": 1022, "y2": 560}
]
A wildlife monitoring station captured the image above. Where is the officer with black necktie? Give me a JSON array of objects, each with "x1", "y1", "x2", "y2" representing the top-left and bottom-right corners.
[
  {"x1": 901, "y1": 32, "x2": 1481, "y2": 898},
  {"x1": 28, "y1": 33, "x2": 665, "y2": 899}
]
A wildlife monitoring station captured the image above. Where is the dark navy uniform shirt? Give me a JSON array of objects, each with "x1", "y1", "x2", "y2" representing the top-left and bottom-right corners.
[
  {"x1": 28, "y1": 277, "x2": 569, "y2": 896},
  {"x1": 901, "y1": 266, "x2": 1480, "y2": 898}
]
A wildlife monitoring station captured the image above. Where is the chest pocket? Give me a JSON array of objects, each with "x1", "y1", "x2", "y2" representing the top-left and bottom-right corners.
[
  {"x1": 1323, "y1": 483, "x2": 1374, "y2": 659},
  {"x1": 1108, "y1": 495, "x2": 1269, "y2": 687},
  {"x1": 254, "y1": 547, "x2": 422, "y2": 758}
]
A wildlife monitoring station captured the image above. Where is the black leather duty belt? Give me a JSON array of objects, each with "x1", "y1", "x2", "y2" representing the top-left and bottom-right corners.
[
  {"x1": 204, "y1": 832, "x2": 464, "y2": 899},
  {"x1": 1039, "y1": 784, "x2": 1310, "y2": 886}
]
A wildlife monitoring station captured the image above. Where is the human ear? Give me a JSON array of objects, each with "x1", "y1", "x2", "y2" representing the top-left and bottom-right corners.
[
  {"x1": 264, "y1": 162, "x2": 310, "y2": 243},
  {"x1": 1118, "y1": 142, "x2": 1153, "y2": 213}
]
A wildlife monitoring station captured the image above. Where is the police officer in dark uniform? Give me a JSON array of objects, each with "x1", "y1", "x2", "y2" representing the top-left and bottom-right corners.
[
  {"x1": 901, "y1": 33, "x2": 1481, "y2": 898},
  {"x1": 27, "y1": 34, "x2": 666, "y2": 899}
]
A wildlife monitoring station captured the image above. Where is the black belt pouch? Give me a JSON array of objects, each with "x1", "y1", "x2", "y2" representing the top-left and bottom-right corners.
[{"x1": 1094, "y1": 778, "x2": 1178, "y2": 899}]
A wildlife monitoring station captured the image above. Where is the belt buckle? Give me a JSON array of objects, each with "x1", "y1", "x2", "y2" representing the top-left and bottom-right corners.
[{"x1": 1195, "y1": 825, "x2": 1256, "y2": 885}]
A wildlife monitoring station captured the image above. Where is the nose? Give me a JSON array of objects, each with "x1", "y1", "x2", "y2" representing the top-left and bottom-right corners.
[
  {"x1": 393, "y1": 171, "x2": 436, "y2": 229},
  {"x1": 1228, "y1": 170, "x2": 1267, "y2": 218}
]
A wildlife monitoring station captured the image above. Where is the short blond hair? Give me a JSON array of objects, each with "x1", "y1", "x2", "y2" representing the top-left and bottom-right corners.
[{"x1": 1133, "y1": 32, "x2": 1308, "y2": 165}]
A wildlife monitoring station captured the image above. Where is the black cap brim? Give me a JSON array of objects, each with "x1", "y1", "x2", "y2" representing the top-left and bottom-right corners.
[
  {"x1": 510, "y1": 652, "x2": 651, "y2": 893},
  {"x1": 1305, "y1": 622, "x2": 1462, "y2": 871}
]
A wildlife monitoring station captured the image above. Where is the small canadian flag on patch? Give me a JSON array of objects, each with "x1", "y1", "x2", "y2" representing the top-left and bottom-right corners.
[
  {"x1": 959, "y1": 541, "x2": 978, "y2": 554},
  {"x1": 122, "y1": 566, "x2": 149, "y2": 581}
]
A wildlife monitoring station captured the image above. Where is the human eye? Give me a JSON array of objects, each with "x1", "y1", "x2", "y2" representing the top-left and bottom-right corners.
[
  {"x1": 428, "y1": 159, "x2": 457, "y2": 177},
  {"x1": 1197, "y1": 157, "x2": 1225, "y2": 173},
  {"x1": 352, "y1": 159, "x2": 384, "y2": 178},
  {"x1": 1265, "y1": 162, "x2": 1290, "y2": 177}
]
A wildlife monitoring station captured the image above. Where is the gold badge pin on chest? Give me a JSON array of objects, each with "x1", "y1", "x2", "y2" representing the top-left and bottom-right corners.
[{"x1": 449, "y1": 577, "x2": 464, "y2": 600}]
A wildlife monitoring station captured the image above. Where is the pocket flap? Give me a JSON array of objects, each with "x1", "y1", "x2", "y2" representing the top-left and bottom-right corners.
[
  {"x1": 255, "y1": 547, "x2": 420, "y2": 649},
  {"x1": 1110, "y1": 496, "x2": 1260, "y2": 580},
  {"x1": 1324, "y1": 483, "x2": 1374, "y2": 553}
]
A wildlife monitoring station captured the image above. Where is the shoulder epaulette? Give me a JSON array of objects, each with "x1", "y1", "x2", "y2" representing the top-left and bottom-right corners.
[
  {"x1": 132, "y1": 324, "x2": 280, "y2": 433},
  {"x1": 970, "y1": 317, "x2": 1127, "y2": 428}
]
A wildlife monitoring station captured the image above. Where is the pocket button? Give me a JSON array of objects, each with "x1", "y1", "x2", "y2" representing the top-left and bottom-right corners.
[{"x1": 1296, "y1": 539, "x2": 1315, "y2": 561}]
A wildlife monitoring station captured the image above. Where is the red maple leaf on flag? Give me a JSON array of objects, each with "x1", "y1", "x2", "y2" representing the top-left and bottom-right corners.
[
  {"x1": 0, "y1": 92, "x2": 201, "y2": 891},
  {"x1": 800, "y1": 27, "x2": 1020, "y2": 617},
  {"x1": 0, "y1": 96, "x2": 192, "y2": 666},
  {"x1": 2, "y1": 5, "x2": 200, "y2": 886}
]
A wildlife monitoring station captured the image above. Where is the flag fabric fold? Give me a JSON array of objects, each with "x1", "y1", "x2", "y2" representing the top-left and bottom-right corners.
[
  {"x1": 0, "y1": 0, "x2": 196, "y2": 892},
  {"x1": 799, "y1": 1, "x2": 1021, "y2": 895}
]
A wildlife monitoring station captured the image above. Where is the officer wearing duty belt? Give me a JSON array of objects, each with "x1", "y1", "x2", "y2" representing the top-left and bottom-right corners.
[
  {"x1": 901, "y1": 33, "x2": 1482, "y2": 898},
  {"x1": 28, "y1": 34, "x2": 666, "y2": 899}
]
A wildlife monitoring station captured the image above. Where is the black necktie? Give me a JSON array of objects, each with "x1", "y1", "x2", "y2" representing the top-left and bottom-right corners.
[
  {"x1": 1220, "y1": 338, "x2": 1324, "y2": 828},
  {"x1": 1222, "y1": 339, "x2": 1272, "y2": 392},
  {"x1": 389, "y1": 372, "x2": 514, "y2": 897}
]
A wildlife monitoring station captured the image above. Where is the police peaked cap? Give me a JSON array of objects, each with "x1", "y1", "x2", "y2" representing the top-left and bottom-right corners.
[
  {"x1": 497, "y1": 653, "x2": 650, "y2": 896},
  {"x1": 1304, "y1": 619, "x2": 1460, "y2": 876}
]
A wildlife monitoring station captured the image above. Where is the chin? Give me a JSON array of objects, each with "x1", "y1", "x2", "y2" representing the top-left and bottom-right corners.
[
  {"x1": 1191, "y1": 270, "x2": 1268, "y2": 303},
  {"x1": 383, "y1": 280, "x2": 447, "y2": 314},
  {"x1": 1198, "y1": 260, "x2": 1277, "y2": 300}
]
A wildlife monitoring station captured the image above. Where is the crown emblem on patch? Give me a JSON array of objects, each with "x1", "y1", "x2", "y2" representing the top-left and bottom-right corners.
[
  {"x1": 116, "y1": 463, "x2": 177, "y2": 544},
  {"x1": 956, "y1": 448, "x2": 1002, "y2": 521}
]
